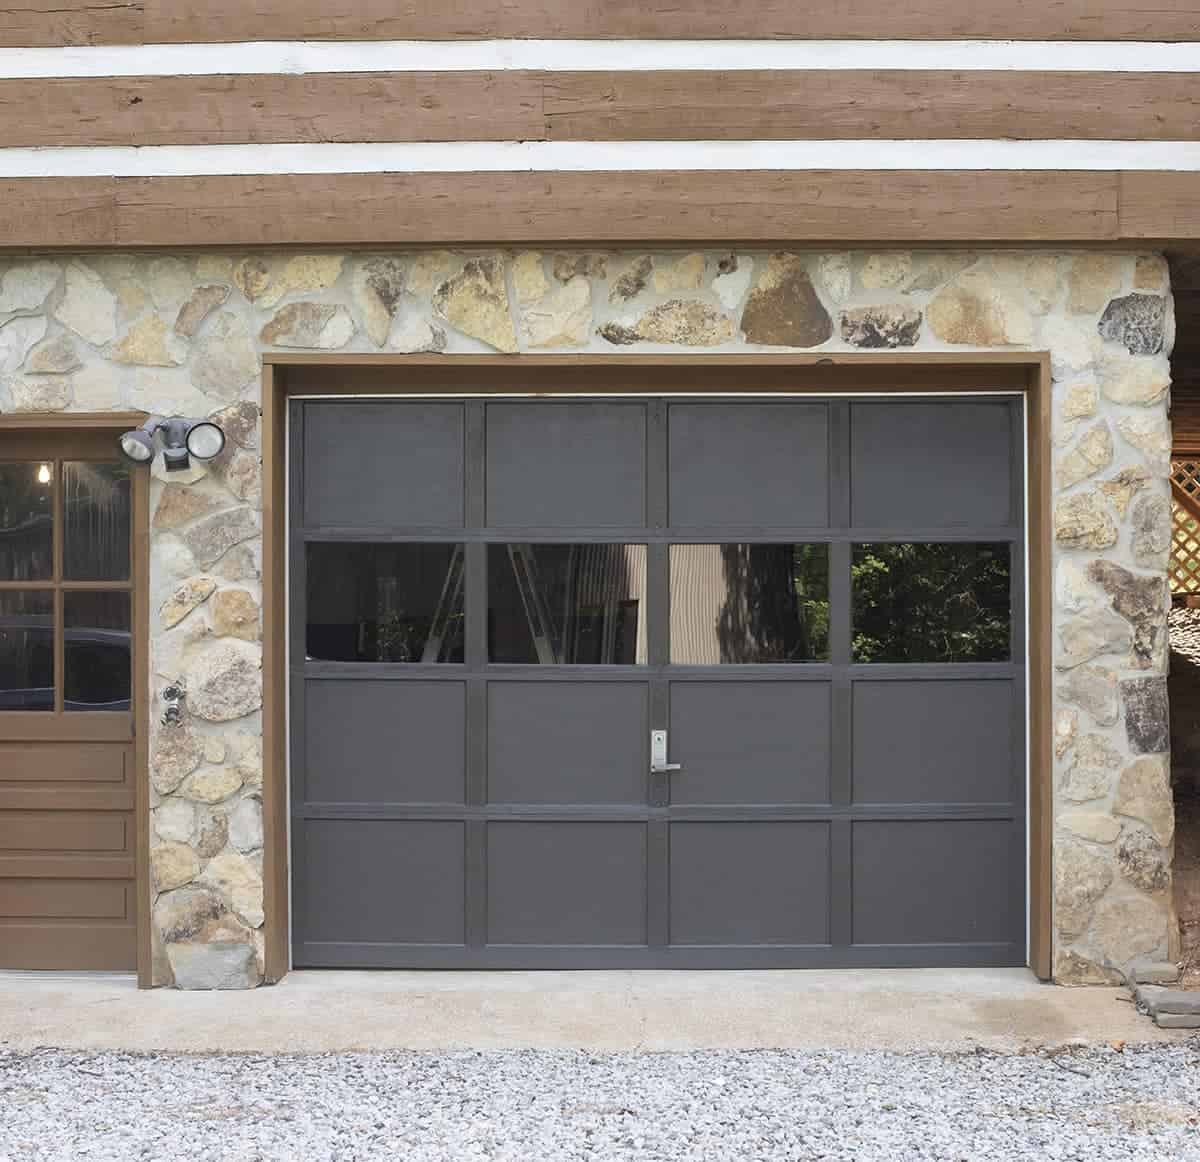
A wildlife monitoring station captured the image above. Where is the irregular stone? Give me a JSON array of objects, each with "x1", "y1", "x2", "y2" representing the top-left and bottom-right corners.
[
  {"x1": 154, "y1": 798, "x2": 195, "y2": 844},
  {"x1": 1057, "y1": 611, "x2": 1131, "y2": 669},
  {"x1": 1130, "y1": 493, "x2": 1170, "y2": 567},
  {"x1": 1115, "y1": 755, "x2": 1174, "y2": 845},
  {"x1": 1056, "y1": 422, "x2": 1112, "y2": 489},
  {"x1": 1056, "y1": 559, "x2": 1101, "y2": 614},
  {"x1": 174, "y1": 284, "x2": 230, "y2": 338},
  {"x1": 1060, "y1": 810, "x2": 1121, "y2": 844},
  {"x1": 1054, "y1": 708, "x2": 1078, "y2": 759},
  {"x1": 6, "y1": 374, "x2": 70, "y2": 411},
  {"x1": 712, "y1": 254, "x2": 754, "y2": 310},
  {"x1": 145, "y1": 257, "x2": 193, "y2": 311},
  {"x1": 432, "y1": 258, "x2": 516, "y2": 352},
  {"x1": 258, "y1": 254, "x2": 344, "y2": 309},
  {"x1": 406, "y1": 250, "x2": 456, "y2": 297},
  {"x1": 232, "y1": 735, "x2": 262, "y2": 790},
  {"x1": 25, "y1": 333, "x2": 80, "y2": 374},
  {"x1": 839, "y1": 305, "x2": 921, "y2": 349},
  {"x1": 520, "y1": 276, "x2": 592, "y2": 348},
  {"x1": 0, "y1": 260, "x2": 59, "y2": 313},
  {"x1": 653, "y1": 253, "x2": 705, "y2": 294},
  {"x1": 1133, "y1": 255, "x2": 1168, "y2": 292},
  {"x1": 211, "y1": 588, "x2": 260, "y2": 641},
  {"x1": 741, "y1": 254, "x2": 832, "y2": 347},
  {"x1": 511, "y1": 251, "x2": 548, "y2": 306},
  {"x1": 900, "y1": 252, "x2": 976, "y2": 295},
  {"x1": 192, "y1": 311, "x2": 259, "y2": 399},
  {"x1": 1054, "y1": 491, "x2": 1117, "y2": 550},
  {"x1": 181, "y1": 506, "x2": 257, "y2": 569},
  {"x1": 1122, "y1": 676, "x2": 1168, "y2": 754},
  {"x1": 151, "y1": 726, "x2": 203, "y2": 795},
  {"x1": 1129, "y1": 958, "x2": 1179, "y2": 984},
  {"x1": 1062, "y1": 733, "x2": 1122, "y2": 800},
  {"x1": 154, "y1": 886, "x2": 230, "y2": 943},
  {"x1": 1136, "y1": 985, "x2": 1200, "y2": 1015},
  {"x1": 183, "y1": 764, "x2": 243, "y2": 805},
  {"x1": 260, "y1": 302, "x2": 355, "y2": 349},
  {"x1": 160, "y1": 577, "x2": 217, "y2": 629},
  {"x1": 608, "y1": 256, "x2": 652, "y2": 303},
  {"x1": 110, "y1": 314, "x2": 185, "y2": 366},
  {"x1": 1099, "y1": 466, "x2": 1150, "y2": 518},
  {"x1": 1116, "y1": 414, "x2": 1171, "y2": 472},
  {"x1": 1067, "y1": 254, "x2": 1123, "y2": 314},
  {"x1": 202, "y1": 736, "x2": 226, "y2": 765},
  {"x1": 603, "y1": 300, "x2": 734, "y2": 347},
  {"x1": 1055, "y1": 948, "x2": 1122, "y2": 986},
  {"x1": 388, "y1": 316, "x2": 447, "y2": 353},
  {"x1": 151, "y1": 841, "x2": 200, "y2": 891},
  {"x1": 233, "y1": 257, "x2": 270, "y2": 301},
  {"x1": 210, "y1": 446, "x2": 261, "y2": 506},
  {"x1": 1054, "y1": 839, "x2": 1113, "y2": 938},
  {"x1": 860, "y1": 252, "x2": 912, "y2": 289},
  {"x1": 0, "y1": 314, "x2": 47, "y2": 374},
  {"x1": 153, "y1": 486, "x2": 221, "y2": 532},
  {"x1": 816, "y1": 254, "x2": 852, "y2": 302},
  {"x1": 195, "y1": 255, "x2": 233, "y2": 282},
  {"x1": 187, "y1": 641, "x2": 261, "y2": 722},
  {"x1": 1098, "y1": 350, "x2": 1170, "y2": 406},
  {"x1": 1098, "y1": 294, "x2": 1167, "y2": 356},
  {"x1": 70, "y1": 363, "x2": 122, "y2": 409},
  {"x1": 352, "y1": 256, "x2": 407, "y2": 346},
  {"x1": 1040, "y1": 316, "x2": 1094, "y2": 378},
  {"x1": 1087, "y1": 560, "x2": 1167, "y2": 670},
  {"x1": 1059, "y1": 384, "x2": 1097, "y2": 424},
  {"x1": 1116, "y1": 825, "x2": 1170, "y2": 894},
  {"x1": 200, "y1": 850, "x2": 264, "y2": 928},
  {"x1": 927, "y1": 273, "x2": 1033, "y2": 345},
  {"x1": 151, "y1": 535, "x2": 197, "y2": 583},
  {"x1": 229, "y1": 796, "x2": 264, "y2": 853},
  {"x1": 1057, "y1": 666, "x2": 1119, "y2": 727},
  {"x1": 553, "y1": 253, "x2": 607, "y2": 283},
  {"x1": 1022, "y1": 254, "x2": 1062, "y2": 314},
  {"x1": 212, "y1": 400, "x2": 259, "y2": 450},
  {"x1": 212, "y1": 544, "x2": 260, "y2": 583},
  {"x1": 167, "y1": 940, "x2": 259, "y2": 990},
  {"x1": 195, "y1": 809, "x2": 230, "y2": 857},
  {"x1": 54, "y1": 262, "x2": 117, "y2": 345}
]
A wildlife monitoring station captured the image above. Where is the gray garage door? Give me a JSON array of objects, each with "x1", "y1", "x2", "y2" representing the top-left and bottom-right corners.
[{"x1": 290, "y1": 396, "x2": 1025, "y2": 969}]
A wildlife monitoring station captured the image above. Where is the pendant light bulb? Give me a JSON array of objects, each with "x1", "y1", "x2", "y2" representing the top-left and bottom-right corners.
[{"x1": 36, "y1": 464, "x2": 51, "y2": 485}]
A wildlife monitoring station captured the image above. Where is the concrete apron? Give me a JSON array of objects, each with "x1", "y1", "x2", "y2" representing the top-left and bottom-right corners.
[{"x1": 0, "y1": 968, "x2": 1190, "y2": 1054}]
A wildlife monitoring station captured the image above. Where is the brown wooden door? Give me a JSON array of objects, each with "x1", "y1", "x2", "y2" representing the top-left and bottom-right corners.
[{"x1": 0, "y1": 428, "x2": 144, "y2": 970}]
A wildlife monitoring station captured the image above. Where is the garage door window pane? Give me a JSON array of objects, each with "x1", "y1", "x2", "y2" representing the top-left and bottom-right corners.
[
  {"x1": 488, "y1": 544, "x2": 647, "y2": 664},
  {"x1": 852, "y1": 543, "x2": 1011, "y2": 663},
  {"x1": 670, "y1": 544, "x2": 829, "y2": 663},
  {"x1": 0, "y1": 591, "x2": 53, "y2": 710},
  {"x1": 63, "y1": 462, "x2": 130, "y2": 581},
  {"x1": 306, "y1": 543, "x2": 464, "y2": 663},
  {"x1": 0, "y1": 462, "x2": 53, "y2": 582},
  {"x1": 64, "y1": 591, "x2": 131, "y2": 712}
]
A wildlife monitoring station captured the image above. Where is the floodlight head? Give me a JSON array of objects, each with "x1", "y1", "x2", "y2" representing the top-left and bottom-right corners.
[{"x1": 118, "y1": 416, "x2": 226, "y2": 471}]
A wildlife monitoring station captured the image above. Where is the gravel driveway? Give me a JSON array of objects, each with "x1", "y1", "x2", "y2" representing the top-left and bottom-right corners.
[{"x1": 1, "y1": 1043, "x2": 1198, "y2": 1161}]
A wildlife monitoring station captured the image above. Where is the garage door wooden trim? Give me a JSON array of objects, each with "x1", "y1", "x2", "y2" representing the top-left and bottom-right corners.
[
  {"x1": 260, "y1": 353, "x2": 1052, "y2": 983},
  {"x1": 0, "y1": 412, "x2": 150, "y2": 984}
]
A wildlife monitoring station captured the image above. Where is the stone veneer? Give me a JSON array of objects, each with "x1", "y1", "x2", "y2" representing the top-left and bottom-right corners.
[{"x1": 0, "y1": 248, "x2": 1177, "y2": 987}]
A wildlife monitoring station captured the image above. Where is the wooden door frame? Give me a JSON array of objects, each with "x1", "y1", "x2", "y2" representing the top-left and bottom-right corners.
[
  {"x1": 0, "y1": 412, "x2": 151, "y2": 985},
  {"x1": 260, "y1": 352, "x2": 1053, "y2": 983}
]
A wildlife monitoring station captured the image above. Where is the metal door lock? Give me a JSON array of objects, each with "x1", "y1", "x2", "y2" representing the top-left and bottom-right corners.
[{"x1": 650, "y1": 729, "x2": 681, "y2": 774}]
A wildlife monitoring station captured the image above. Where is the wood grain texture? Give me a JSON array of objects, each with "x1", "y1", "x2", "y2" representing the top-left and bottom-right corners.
[
  {"x1": 1121, "y1": 172, "x2": 1200, "y2": 240},
  {"x1": 0, "y1": 0, "x2": 141, "y2": 47}
]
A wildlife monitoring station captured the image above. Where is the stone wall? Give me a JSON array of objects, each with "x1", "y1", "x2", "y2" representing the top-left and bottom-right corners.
[{"x1": 0, "y1": 248, "x2": 1175, "y2": 987}]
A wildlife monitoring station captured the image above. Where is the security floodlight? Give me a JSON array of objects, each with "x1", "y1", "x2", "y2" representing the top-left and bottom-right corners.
[{"x1": 118, "y1": 416, "x2": 226, "y2": 471}]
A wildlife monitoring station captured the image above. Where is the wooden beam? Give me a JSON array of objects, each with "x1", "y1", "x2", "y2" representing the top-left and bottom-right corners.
[
  {"x1": 1121, "y1": 171, "x2": 1200, "y2": 240},
  {"x1": 0, "y1": 0, "x2": 142, "y2": 47}
]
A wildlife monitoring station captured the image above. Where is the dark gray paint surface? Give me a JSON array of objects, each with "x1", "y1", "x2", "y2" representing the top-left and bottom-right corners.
[{"x1": 290, "y1": 396, "x2": 1026, "y2": 969}]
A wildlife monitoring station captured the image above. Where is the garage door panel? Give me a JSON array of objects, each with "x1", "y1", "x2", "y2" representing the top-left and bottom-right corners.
[
  {"x1": 852, "y1": 680, "x2": 1016, "y2": 805},
  {"x1": 0, "y1": 878, "x2": 130, "y2": 920},
  {"x1": 300, "y1": 820, "x2": 465, "y2": 945},
  {"x1": 668, "y1": 403, "x2": 829, "y2": 528},
  {"x1": 0, "y1": 811, "x2": 129, "y2": 852},
  {"x1": 852, "y1": 820, "x2": 1016, "y2": 946},
  {"x1": 0, "y1": 743, "x2": 128, "y2": 784},
  {"x1": 487, "y1": 682, "x2": 647, "y2": 804},
  {"x1": 487, "y1": 822, "x2": 647, "y2": 945},
  {"x1": 669, "y1": 682, "x2": 831, "y2": 805},
  {"x1": 486, "y1": 403, "x2": 646, "y2": 527},
  {"x1": 304, "y1": 680, "x2": 466, "y2": 804},
  {"x1": 302, "y1": 402, "x2": 465, "y2": 529},
  {"x1": 669, "y1": 822, "x2": 830, "y2": 945},
  {"x1": 851, "y1": 402, "x2": 1013, "y2": 528}
]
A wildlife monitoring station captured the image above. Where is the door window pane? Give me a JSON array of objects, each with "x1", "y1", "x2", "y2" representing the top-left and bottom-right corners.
[
  {"x1": 307, "y1": 543, "x2": 464, "y2": 663},
  {"x1": 0, "y1": 591, "x2": 53, "y2": 710},
  {"x1": 670, "y1": 544, "x2": 830, "y2": 664},
  {"x1": 852, "y1": 543, "x2": 1011, "y2": 663},
  {"x1": 488, "y1": 544, "x2": 647, "y2": 664},
  {"x1": 63, "y1": 461, "x2": 131, "y2": 581},
  {"x1": 0, "y1": 462, "x2": 53, "y2": 581},
  {"x1": 64, "y1": 591, "x2": 131, "y2": 712}
]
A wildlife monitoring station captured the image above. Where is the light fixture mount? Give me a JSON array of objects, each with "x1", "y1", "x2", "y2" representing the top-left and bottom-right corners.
[{"x1": 118, "y1": 415, "x2": 226, "y2": 471}]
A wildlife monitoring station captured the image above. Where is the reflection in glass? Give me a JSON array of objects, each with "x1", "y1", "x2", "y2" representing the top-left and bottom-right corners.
[
  {"x1": 0, "y1": 462, "x2": 53, "y2": 581},
  {"x1": 307, "y1": 543, "x2": 464, "y2": 663},
  {"x1": 488, "y1": 544, "x2": 647, "y2": 664},
  {"x1": 64, "y1": 461, "x2": 131, "y2": 581},
  {"x1": 64, "y1": 591, "x2": 131, "y2": 712},
  {"x1": 670, "y1": 544, "x2": 829, "y2": 664},
  {"x1": 0, "y1": 591, "x2": 53, "y2": 710},
  {"x1": 852, "y1": 542, "x2": 1011, "y2": 663}
]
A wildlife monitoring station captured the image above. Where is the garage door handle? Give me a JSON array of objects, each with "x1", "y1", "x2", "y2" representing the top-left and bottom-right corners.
[{"x1": 650, "y1": 730, "x2": 682, "y2": 774}]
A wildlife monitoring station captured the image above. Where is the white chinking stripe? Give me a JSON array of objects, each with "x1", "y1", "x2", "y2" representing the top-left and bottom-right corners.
[
  {"x1": 4, "y1": 140, "x2": 1200, "y2": 177},
  {"x1": 0, "y1": 39, "x2": 1196, "y2": 78}
]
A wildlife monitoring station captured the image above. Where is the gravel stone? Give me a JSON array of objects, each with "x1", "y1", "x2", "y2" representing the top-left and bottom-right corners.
[{"x1": 0, "y1": 1044, "x2": 1198, "y2": 1160}]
